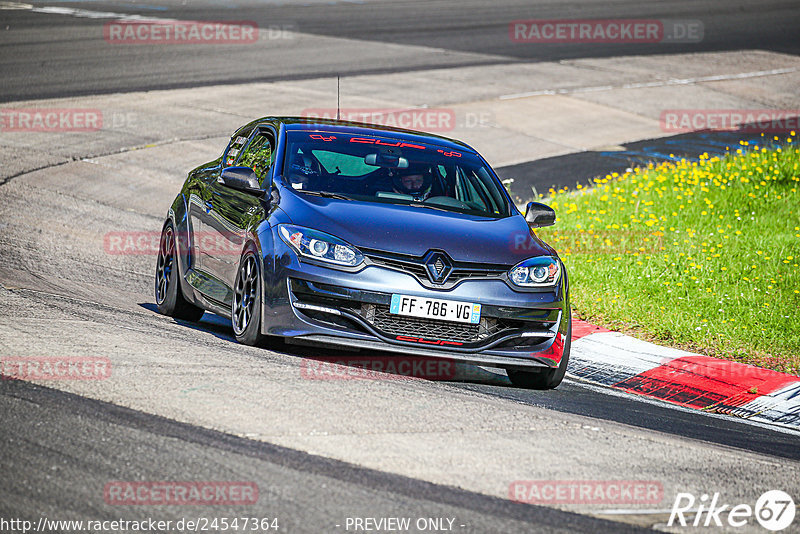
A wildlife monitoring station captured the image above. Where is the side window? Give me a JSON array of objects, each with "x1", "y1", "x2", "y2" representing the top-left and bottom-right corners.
[
  {"x1": 455, "y1": 168, "x2": 489, "y2": 211},
  {"x1": 467, "y1": 171, "x2": 496, "y2": 212},
  {"x1": 455, "y1": 170, "x2": 469, "y2": 203},
  {"x1": 224, "y1": 127, "x2": 254, "y2": 167},
  {"x1": 238, "y1": 130, "x2": 275, "y2": 181},
  {"x1": 464, "y1": 176, "x2": 488, "y2": 211}
]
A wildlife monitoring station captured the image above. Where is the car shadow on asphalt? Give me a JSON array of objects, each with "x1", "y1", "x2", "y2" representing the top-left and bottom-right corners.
[
  {"x1": 139, "y1": 303, "x2": 511, "y2": 387},
  {"x1": 138, "y1": 304, "x2": 800, "y2": 460}
]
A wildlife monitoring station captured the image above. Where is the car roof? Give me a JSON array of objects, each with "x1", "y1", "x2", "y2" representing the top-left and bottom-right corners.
[{"x1": 253, "y1": 116, "x2": 477, "y2": 154}]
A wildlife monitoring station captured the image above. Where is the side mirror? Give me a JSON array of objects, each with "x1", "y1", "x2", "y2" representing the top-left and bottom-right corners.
[
  {"x1": 524, "y1": 201, "x2": 556, "y2": 228},
  {"x1": 219, "y1": 166, "x2": 265, "y2": 195}
]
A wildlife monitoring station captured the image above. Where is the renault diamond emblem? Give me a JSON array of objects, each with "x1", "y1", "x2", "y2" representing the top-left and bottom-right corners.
[{"x1": 424, "y1": 251, "x2": 453, "y2": 284}]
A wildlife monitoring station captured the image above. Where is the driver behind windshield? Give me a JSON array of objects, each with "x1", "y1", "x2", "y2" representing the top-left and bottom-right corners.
[{"x1": 389, "y1": 165, "x2": 433, "y2": 200}]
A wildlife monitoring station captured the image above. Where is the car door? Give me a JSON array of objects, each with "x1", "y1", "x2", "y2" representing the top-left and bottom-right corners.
[
  {"x1": 186, "y1": 126, "x2": 253, "y2": 301},
  {"x1": 201, "y1": 125, "x2": 277, "y2": 301}
]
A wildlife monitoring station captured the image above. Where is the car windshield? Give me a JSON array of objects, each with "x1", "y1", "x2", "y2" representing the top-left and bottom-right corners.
[{"x1": 281, "y1": 130, "x2": 511, "y2": 217}]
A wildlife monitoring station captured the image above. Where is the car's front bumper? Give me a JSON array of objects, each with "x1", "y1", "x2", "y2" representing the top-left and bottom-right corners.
[{"x1": 262, "y1": 241, "x2": 569, "y2": 370}]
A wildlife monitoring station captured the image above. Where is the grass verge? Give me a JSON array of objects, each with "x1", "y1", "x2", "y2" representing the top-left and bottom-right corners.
[{"x1": 536, "y1": 134, "x2": 799, "y2": 375}]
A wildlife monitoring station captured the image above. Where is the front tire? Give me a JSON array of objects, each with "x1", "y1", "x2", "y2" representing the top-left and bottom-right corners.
[
  {"x1": 507, "y1": 313, "x2": 571, "y2": 390},
  {"x1": 155, "y1": 222, "x2": 205, "y2": 322},
  {"x1": 232, "y1": 249, "x2": 265, "y2": 346}
]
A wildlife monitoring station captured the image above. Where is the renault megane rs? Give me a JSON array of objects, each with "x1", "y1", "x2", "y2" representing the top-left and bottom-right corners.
[{"x1": 155, "y1": 117, "x2": 570, "y2": 389}]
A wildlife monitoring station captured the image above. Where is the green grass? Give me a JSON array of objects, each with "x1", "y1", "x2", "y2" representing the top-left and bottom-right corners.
[{"x1": 535, "y1": 135, "x2": 800, "y2": 375}]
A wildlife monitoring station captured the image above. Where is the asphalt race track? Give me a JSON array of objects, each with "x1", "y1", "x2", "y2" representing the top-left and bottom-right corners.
[
  {"x1": 0, "y1": 379, "x2": 641, "y2": 533},
  {"x1": 1, "y1": 1, "x2": 799, "y2": 533},
  {"x1": 2, "y1": 0, "x2": 800, "y2": 101}
]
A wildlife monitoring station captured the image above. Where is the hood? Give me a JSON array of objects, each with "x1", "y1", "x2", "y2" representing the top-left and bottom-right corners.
[{"x1": 279, "y1": 190, "x2": 553, "y2": 265}]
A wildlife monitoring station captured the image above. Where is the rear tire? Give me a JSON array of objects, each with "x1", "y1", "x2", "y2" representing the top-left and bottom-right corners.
[
  {"x1": 155, "y1": 222, "x2": 205, "y2": 322},
  {"x1": 507, "y1": 313, "x2": 571, "y2": 390},
  {"x1": 232, "y1": 249, "x2": 265, "y2": 346}
]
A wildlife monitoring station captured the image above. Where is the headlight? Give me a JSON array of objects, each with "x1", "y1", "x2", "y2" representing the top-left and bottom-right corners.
[
  {"x1": 278, "y1": 224, "x2": 364, "y2": 267},
  {"x1": 508, "y1": 256, "x2": 561, "y2": 288}
]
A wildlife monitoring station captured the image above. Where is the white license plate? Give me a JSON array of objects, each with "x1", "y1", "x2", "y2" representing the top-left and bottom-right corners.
[{"x1": 389, "y1": 294, "x2": 481, "y2": 324}]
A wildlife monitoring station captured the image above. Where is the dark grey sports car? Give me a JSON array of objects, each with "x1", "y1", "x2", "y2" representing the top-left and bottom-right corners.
[{"x1": 155, "y1": 117, "x2": 570, "y2": 388}]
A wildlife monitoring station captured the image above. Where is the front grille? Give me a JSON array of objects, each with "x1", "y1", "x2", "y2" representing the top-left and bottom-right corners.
[
  {"x1": 364, "y1": 249, "x2": 508, "y2": 287},
  {"x1": 451, "y1": 267, "x2": 507, "y2": 280},
  {"x1": 358, "y1": 303, "x2": 509, "y2": 344},
  {"x1": 367, "y1": 255, "x2": 429, "y2": 279}
]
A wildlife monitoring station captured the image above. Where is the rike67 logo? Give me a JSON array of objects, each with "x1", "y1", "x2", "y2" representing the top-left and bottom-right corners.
[{"x1": 669, "y1": 490, "x2": 796, "y2": 531}]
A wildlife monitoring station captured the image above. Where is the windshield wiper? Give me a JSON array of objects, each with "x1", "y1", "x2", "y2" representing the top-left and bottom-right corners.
[
  {"x1": 406, "y1": 201, "x2": 453, "y2": 213},
  {"x1": 298, "y1": 190, "x2": 353, "y2": 201}
]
